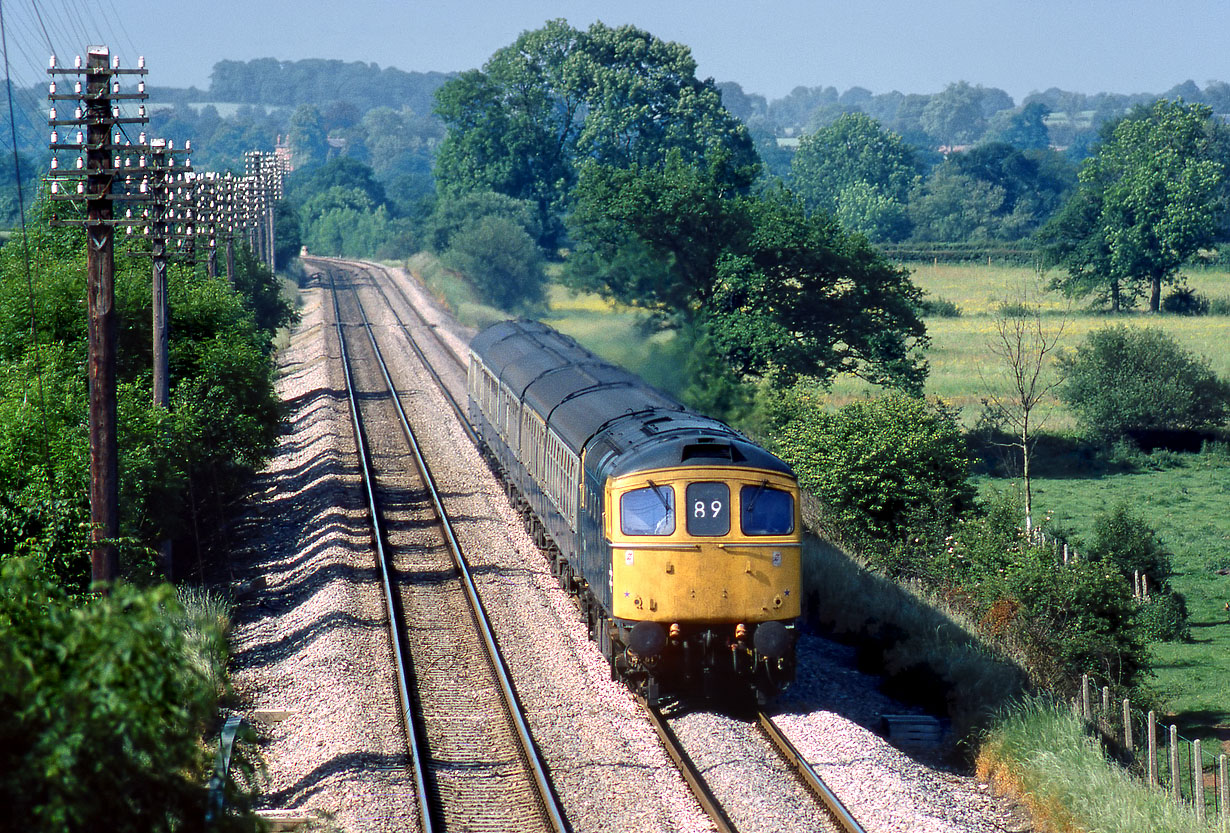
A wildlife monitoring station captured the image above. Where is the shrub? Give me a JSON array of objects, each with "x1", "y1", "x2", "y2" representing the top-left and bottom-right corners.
[
  {"x1": 1083, "y1": 503, "x2": 1173, "y2": 587},
  {"x1": 0, "y1": 558, "x2": 260, "y2": 831},
  {"x1": 769, "y1": 389, "x2": 974, "y2": 572},
  {"x1": 1059, "y1": 325, "x2": 1230, "y2": 440},
  {"x1": 1160, "y1": 285, "x2": 1209, "y2": 315},
  {"x1": 920, "y1": 294, "x2": 962, "y2": 317},
  {"x1": 1209, "y1": 296, "x2": 1230, "y2": 315},
  {"x1": 1136, "y1": 591, "x2": 1190, "y2": 642},
  {"x1": 444, "y1": 215, "x2": 546, "y2": 310}
]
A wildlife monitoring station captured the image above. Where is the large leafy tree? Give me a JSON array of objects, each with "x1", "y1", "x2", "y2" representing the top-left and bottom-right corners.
[
  {"x1": 790, "y1": 113, "x2": 918, "y2": 241},
  {"x1": 432, "y1": 19, "x2": 757, "y2": 248},
  {"x1": 567, "y1": 153, "x2": 928, "y2": 390},
  {"x1": 1040, "y1": 99, "x2": 1229, "y2": 312}
]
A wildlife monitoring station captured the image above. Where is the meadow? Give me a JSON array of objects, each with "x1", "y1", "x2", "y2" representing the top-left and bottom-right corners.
[{"x1": 537, "y1": 259, "x2": 1230, "y2": 744}]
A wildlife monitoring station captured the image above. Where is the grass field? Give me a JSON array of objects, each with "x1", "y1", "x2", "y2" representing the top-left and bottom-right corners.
[
  {"x1": 830, "y1": 262, "x2": 1230, "y2": 429},
  {"x1": 539, "y1": 260, "x2": 1230, "y2": 748},
  {"x1": 910, "y1": 261, "x2": 1230, "y2": 748}
]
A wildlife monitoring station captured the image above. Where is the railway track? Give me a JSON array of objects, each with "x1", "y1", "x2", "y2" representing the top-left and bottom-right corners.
[
  {"x1": 318, "y1": 256, "x2": 868, "y2": 833},
  {"x1": 325, "y1": 262, "x2": 568, "y2": 833}
]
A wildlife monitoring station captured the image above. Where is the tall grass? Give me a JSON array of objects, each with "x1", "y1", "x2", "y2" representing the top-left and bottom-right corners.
[{"x1": 977, "y1": 699, "x2": 1218, "y2": 833}]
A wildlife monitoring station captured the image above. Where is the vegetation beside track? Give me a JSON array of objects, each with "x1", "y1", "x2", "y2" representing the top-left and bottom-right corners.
[{"x1": 0, "y1": 213, "x2": 289, "y2": 829}]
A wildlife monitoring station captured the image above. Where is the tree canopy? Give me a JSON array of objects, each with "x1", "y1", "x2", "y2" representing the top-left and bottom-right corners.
[
  {"x1": 1040, "y1": 99, "x2": 1229, "y2": 311},
  {"x1": 566, "y1": 153, "x2": 928, "y2": 390},
  {"x1": 432, "y1": 18, "x2": 757, "y2": 248},
  {"x1": 790, "y1": 113, "x2": 918, "y2": 242}
]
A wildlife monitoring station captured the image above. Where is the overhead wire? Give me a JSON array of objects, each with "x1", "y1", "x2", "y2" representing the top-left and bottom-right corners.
[{"x1": 0, "y1": 0, "x2": 53, "y2": 479}]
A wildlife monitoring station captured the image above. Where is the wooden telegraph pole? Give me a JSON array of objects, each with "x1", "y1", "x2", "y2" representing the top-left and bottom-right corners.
[{"x1": 48, "y1": 47, "x2": 148, "y2": 590}]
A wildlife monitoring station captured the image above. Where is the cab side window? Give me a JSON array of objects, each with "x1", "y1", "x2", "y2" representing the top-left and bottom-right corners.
[
  {"x1": 621, "y1": 485, "x2": 675, "y2": 535},
  {"x1": 686, "y1": 482, "x2": 730, "y2": 536}
]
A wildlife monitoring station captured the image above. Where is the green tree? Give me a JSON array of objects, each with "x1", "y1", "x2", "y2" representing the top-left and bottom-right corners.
[
  {"x1": 1058, "y1": 325, "x2": 1230, "y2": 440},
  {"x1": 568, "y1": 156, "x2": 928, "y2": 389},
  {"x1": 790, "y1": 113, "x2": 918, "y2": 241},
  {"x1": 287, "y1": 104, "x2": 329, "y2": 170},
  {"x1": 984, "y1": 101, "x2": 1052, "y2": 150},
  {"x1": 442, "y1": 215, "x2": 545, "y2": 309},
  {"x1": 1040, "y1": 99, "x2": 1229, "y2": 312},
  {"x1": 426, "y1": 190, "x2": 541, "y2": 253},
  {"x1": 768, "y1": 390, "x2": 973, "y2": 562},
  {"x1": 910, "y1": 144, "x2": 1073, "y2": 242},
  {"x1": 921, "y1": 81, "x2": 990, "y2": 146},
  {"x1": 433, "y1": 19, "x2": 756, "y2": 248}
]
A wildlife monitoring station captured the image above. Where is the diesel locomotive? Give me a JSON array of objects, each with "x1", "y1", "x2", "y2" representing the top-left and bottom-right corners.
[{"x1": 467, "y1": 320, "x2": 801, "y2": 702}]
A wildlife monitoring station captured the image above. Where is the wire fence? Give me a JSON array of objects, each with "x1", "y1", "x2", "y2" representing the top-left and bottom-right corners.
[{"x1": 1077, "y1": 674, "x2": 1230, "y2": 828}]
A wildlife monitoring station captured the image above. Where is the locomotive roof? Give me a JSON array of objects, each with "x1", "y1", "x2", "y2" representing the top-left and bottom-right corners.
[{"x1": 470, "y1": 319, "x2": 793, "y2": 480}]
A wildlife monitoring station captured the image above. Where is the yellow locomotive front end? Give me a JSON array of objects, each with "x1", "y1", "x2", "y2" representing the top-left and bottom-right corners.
[{"x1": 605, "y1": 465, "x2": 801, "y2": 700}]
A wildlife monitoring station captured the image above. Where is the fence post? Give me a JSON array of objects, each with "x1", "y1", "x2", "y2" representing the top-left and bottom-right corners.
[
  {"x1": 1148, "y1": 711, "x2": 1158, "y2": 786},
  {"x1": 1134, "y1": 570, "x2": 1141, "y2": 599},
  {"x1": 1219, "y1": 754, "x2": 1227, "y2": 828},
  {"x1": 1123, "y1": 699, "x2": 1133, "y2": 752},
  {"x1": 1195, "y1": 739, "x2": 1206, "y2": 822},
  {"x1": 1143, "y1": 573, "x2": 1150, "y2": 600},
  {"x1": 1102, "y1": 686, "x2": 1111, "y2": 720},
  {"x1": 1081, "y1": 675, "x2": 1091, "y2": 721},
  {"x1": 1170, "y1": 724, "x2": 1181, "y2": 802},
  {"x1": 1063, "y1": 543, "x2": 1069, "y2": 564}
]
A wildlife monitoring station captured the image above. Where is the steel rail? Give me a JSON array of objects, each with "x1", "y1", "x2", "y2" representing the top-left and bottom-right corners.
[
  {"x1": 328, "y1": 270, "x2": 435, "y2": 833},
  {"x1": 339, "y1": 272, "x2": 570, "y2": 833},
  {"x1": 327, "y1": 257, "x2": 859, "y2": 833},
  {"x1": 638, "y1": 699, "x2": 740, "y2": 833},
  {"x1": 756, "y1": 711, "x2": 867, "y2": 833}
]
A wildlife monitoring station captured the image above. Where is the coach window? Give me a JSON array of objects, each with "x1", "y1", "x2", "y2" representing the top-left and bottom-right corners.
[
  {"x1": 686, "y1": 482, "x2": 730, "y2": 536},
  {"x1": 741, "y1": 483, "x2": 794, "y2": 535},
  {"x1": 621, "y1": 483, "x2": 675, "y2": 535}
]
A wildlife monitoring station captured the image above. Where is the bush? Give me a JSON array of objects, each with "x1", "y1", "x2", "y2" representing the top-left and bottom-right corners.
[
  {"x1": 1059, "y1": 325, "x2": 1230, "y2": 440},
  {"x1": 1136, "y1": 591, "x2": 1190, "y2": 642},
  {"x1": 1160, "y1": 285, "x2": 1209, "y2": 315},
  {"x1": 0, "y1": 558, "x2": 260, "y2": 831},
  {"x1": 1083, "y1": 503, "x2": 1173, "y2": 587},
  {"x1": 443, "y1": 215, "x2": 545, "y2": 310},
  {"x1": 1209, "y1": 296, "x2": 1230, "y2": 315},
  {"x1": 919, "y1": 294, "x2": 962, "y2": 317},
  {"x1": 769, "y1": 389, "x2": 974, "y2": 572}
]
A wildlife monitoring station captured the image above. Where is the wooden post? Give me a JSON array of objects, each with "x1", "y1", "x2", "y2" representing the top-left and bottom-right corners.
[
  {"x1": 1143, "y1": 573, "x2": 1150, "y2": 600},
  {"x1": 1102, "y1": 686, "x2": 1111, "y2": 720},
  {"x1": 1219, "y1": 755, "x2": 1227, "y2": 827},
  {"x1": 1123, "y1": 699, "x2": 1133, "y2": 752},
  {"x1": 1063, "y1": 543, "x2": 1069, "y2": 564},
  {"x1": 1170, "y1": 724, "x2": 1181, "y2": 802},
  {"x1": 1134, "y1": 570, "x2": 1141, "y2": 599},
  {"x1": 1081, "y1": 674, "x2": 1091, "y2": 721},
  {"x1": 85, "y1": 46, "x2": 119, "y2": 591},
  {"x1": 1148, "y1": 711, "x2": 1158, "y2": 787},
  {"x1": 1195, "y1": 739, "x2": 1205, "y2": 822},
  {"x1": 150, "y1": 140, "x2": 169, "y2": 410}
]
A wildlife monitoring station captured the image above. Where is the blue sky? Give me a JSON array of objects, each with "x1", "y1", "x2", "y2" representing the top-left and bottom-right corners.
[{"x1": 6, "y1": 0, "x2": 1230, "y2": 103}]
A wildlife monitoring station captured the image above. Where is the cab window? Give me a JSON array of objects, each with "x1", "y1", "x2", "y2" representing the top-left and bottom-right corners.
[
  {"x1": 741, "y1": 484, "x2": 794, "y2": 535},
  {"x1": 620, "y1": 484, "x2": 675, "y2": 535},
  {"x1": 686, "y1": 482, "x2": 730, "y2": 536}
]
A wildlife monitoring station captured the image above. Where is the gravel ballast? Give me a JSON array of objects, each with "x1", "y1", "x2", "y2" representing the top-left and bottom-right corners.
[{"x1": 228, "y1": 260, "x2": 1034, "y2": 833}]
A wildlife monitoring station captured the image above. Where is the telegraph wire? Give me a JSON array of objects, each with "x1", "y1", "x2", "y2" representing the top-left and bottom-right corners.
[{"x1": 0, "y1": 0, "x2": 53, "y2": 480}]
